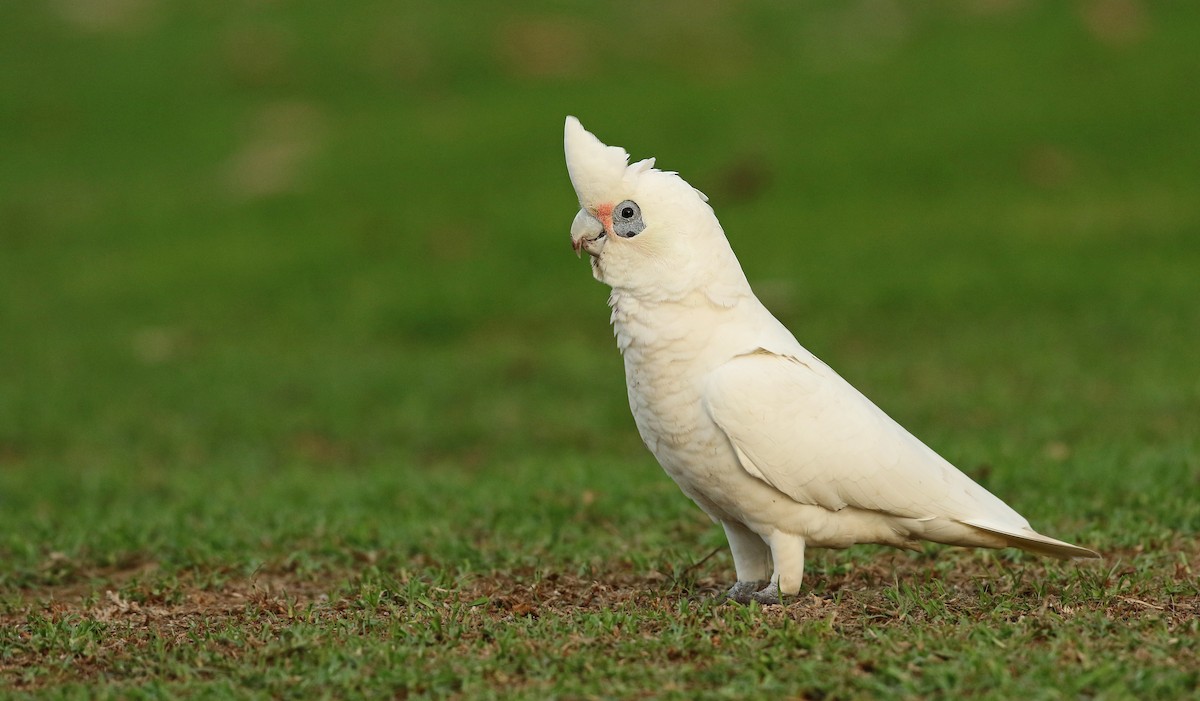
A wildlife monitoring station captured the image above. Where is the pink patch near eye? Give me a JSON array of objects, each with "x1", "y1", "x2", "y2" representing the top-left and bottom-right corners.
[{"x1": 596, "y1": 203, "x2": 614, "y2": 235}]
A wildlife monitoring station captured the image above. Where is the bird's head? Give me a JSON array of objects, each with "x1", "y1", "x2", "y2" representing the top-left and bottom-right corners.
[{"x1": 564, "y1": 116, "x2": 748, "y2": 304}]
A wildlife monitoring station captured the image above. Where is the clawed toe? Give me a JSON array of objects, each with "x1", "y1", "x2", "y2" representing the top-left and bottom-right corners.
[
  {"x1": 749, "y1": 582, "x2": 780, "y2": 605},
  {"x1": 724, "y1": 580, "x2": 785, "y2": 605},
  {"x1": 724, "y1": 580, "x2": 767, "y2": 604}
]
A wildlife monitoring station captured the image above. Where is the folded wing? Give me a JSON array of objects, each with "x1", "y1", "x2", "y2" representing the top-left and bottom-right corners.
[{"x1": 703, "y1": 349, "x2": 1098, "y2": 559}]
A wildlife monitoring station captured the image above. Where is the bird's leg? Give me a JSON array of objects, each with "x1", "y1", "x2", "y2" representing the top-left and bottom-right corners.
[
  {"x1": 752, "y1": 532, "x2": 806, "y2": 605},
  {"x1": 721, "y1": 521, "x2": 772, "y2": 603}
]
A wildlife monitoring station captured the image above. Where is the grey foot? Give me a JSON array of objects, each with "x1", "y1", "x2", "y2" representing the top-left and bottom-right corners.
[
  {"x1": 724, "y1": 580, "x2": 768, "y2": 604},
  {"x1": 750, "y1": 582, "x2": 781, "y2": 606}
]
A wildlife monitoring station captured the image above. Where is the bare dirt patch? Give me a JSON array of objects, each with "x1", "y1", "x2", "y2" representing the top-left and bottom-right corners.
[{"x1": 459, "y1": 542, "x2": 1200, "y2": 629}]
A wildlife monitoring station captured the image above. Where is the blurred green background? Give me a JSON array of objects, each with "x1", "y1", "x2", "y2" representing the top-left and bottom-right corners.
[{"x1": 1, "y1": 0, "x2": 1198, "y2": 572}]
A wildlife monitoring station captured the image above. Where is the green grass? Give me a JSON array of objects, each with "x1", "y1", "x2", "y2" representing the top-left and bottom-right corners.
[{"x1": 2, "y1": 1, "x2": 1198, "y2": 698}]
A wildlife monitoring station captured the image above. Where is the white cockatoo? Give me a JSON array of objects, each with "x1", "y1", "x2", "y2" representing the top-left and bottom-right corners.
[{"x1": 563, "y1": 116, "x2": 1099, "y2": 604}]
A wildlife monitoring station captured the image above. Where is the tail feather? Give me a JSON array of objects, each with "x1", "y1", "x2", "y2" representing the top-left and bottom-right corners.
[{"x1": 962, "y1": 519, "x2": 1101, "y2": 560}]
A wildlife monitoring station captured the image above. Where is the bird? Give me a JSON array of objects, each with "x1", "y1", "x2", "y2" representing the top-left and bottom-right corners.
[{"x1": 562, "y1": 116, "x2": 1100, "y2": 605}]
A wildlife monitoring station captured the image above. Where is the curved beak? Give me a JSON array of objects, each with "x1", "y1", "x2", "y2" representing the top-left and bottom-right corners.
[{"x1": 570, "y1": 208, "x2": 606, "y2": 258}]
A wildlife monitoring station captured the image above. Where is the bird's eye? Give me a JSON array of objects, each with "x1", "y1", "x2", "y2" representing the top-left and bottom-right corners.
[{"x1": 612, "y1": 200, "x2": 645, "y2": 238}]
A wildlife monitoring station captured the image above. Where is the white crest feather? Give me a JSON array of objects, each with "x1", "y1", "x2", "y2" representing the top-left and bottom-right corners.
[
  {"x1": 630, "y1": 158, "x2": 656, "y2": 174},
  {"x1": 564, "y1": 116, "x2": 630, "y2": 210}
]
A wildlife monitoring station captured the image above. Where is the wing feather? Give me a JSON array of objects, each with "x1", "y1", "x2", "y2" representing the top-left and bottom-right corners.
[{"x1": 703, "y1": 349, "x2": 1028, "y2": 527}]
